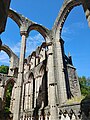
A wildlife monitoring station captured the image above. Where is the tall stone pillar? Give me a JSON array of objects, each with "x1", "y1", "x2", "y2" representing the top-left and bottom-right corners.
[
  {"x1": 46, "y1": 37, "x2": 59, "y2": 120},
  {"x1": 10, "y1": 83, "x2": 15, "y2": 112},
  {"x1": 20, "y1": 83, "x2": 25, "y2": 117},
  {"x1": 53, "y1": 34, "x2": 67, "y2": 105},
  {"x1": 81, "y1": 0, "x2": 90, "y2": 27},
  {"x1": 0, "y1": 75, "x2": 4, "y2": 101},
  {"x1": 0, "y1": 81, "x2": 4, "y2": 100},
  {"x1": 34, "y1": 78, "x2": 37, "y2": 108},
  {"x1": 13, "y1": 25, "x2": 28, "y2": 120},
  {"x1": 24, "y1": 83, "x2": 29, "y2": 110}
]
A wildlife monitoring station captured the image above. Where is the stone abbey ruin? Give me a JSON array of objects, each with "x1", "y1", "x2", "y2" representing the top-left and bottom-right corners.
[{"x1": 0, "y1": 0, "x2": 90, "y2": 120}]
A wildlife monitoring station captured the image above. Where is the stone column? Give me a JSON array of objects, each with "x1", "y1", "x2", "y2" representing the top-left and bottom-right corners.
[
  {"x1": 81, "y1": 0, "x2": 90, "y2": 27},
  {"x1": 34, "y1": 76, "x2": 40, "y2": 107},
  {"x1": 24, "y1": 83, "x2": 29, "y2": 110},
  {"x1": 10, "y1": 84, "x2": 15, "y2": 112},
  {"x1": 13, "y1": 26, "x2": 28, "y2": 120},
  {"x1": 28, "y1": 80, "x2": 33, "y2": 110},
  {"x1": 28, "y1": 82, "x2": 31, "y2": 110},
  {"x1": 53, "y1": 35, "x2": 67, "y2": 105},
  {"x1": 40, "y1": 47, "x2": 45, "y2": 62},
  {"x1": 20, "y1": 83, "x2": 25, "y2": 115},
  {"x1": 31, "y1": 79, "x2": 34, "y2": 109},
  {"x1": 46, "y1": 38, "x2": 59, "y2": 120},
  {"x1": 34, "y1": 78, "x2": 37, "y2": 108},
  {"x1": 0, "y1": 81, "x2": 4, "y2": 100}
]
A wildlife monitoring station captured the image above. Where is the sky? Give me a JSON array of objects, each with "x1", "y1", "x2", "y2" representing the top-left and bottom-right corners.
[{"x1": 0, "y1": 0, "x2": 90, "y2": 77}]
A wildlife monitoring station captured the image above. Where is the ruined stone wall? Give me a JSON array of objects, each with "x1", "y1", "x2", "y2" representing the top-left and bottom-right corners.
[
  {"x1": 0, "y1": 0, "x2": 90, "y2": 119},
  {"x1": 0, "y1": 0, "x2": 11, "y2": 33},
  {"x1": 67, "y1": 64, "x2": 81, "y2": 98},
  {"x1": 0, "y1": 40, "x2": 82, "y2": 120}
]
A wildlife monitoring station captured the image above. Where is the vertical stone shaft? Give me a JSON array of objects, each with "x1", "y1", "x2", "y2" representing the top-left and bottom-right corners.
[
  {"x1": 30, "y1": 81, "x2": 33, "y2": 109},
  {"x1": 0, "y1": 85, "x2": 4, "y2": 100},
  {"x1": 53, "y1": 35, "x2": 67, "y2": 105},
  {"x1": 20, "y1": 83, "x2": 24, "y2": 115},
  {"x1": 13, "y1": 34, "x2": 27, "y2": 120},
  {"x1": 81, "y1": 0, "x2": 90, "y2": 27},
  {"x1": 47, "y1": 38, "x2": 58, "y2": 120},
  {"x1": 25, "y1": 83, "x2": 29, "y2": 110},
  {"x1": 34, "y1": 79, "x2": 37, "y2": 108}
]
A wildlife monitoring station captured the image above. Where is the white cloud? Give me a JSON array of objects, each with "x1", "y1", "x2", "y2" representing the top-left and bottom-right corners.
[
  {"x1": 0, "y1": 33, "x2": 44, "y2": 65},
  {"x1": 26, "y1": 34, "x2": 44, "y2": 56},
  {"x1": 11, "y1": 41, "x2": 21, "y2": 56},
  {"x1": 0, "y1": 22, "x2": 86, "y2": 66},
  {"x1": 11, "y1": 33, "x2": 44, "y2": 56},
  {"x1": 0, "y1": 51, "x2": 10, "y2": 65},
  {"x1": 70, "y1": 22, "x2": 85, "y2": 29},
  {"x1": 62, "y1": 26, "x2": 71, "y2": 34},
  {"x1": 62, "y1": 21, "x2": 86, "y2": 43}
]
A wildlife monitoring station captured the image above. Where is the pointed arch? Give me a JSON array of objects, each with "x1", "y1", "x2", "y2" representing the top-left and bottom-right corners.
[
  {"x1": 0, "y1": 44, "x2": 16, "y2": 58},
  {"x1": 52, "y1": 0, "x2": 82, "y2": 35},
  {"x1": 4, "y1": 77, "x2": 15, "y2": 87},
  {"x1": 28, "y1": 72, "x2": 34, "y2": 81},
  {"x1": 39, "y1": 65, "x2": 45, "y2": 76},
  {"x1": 28, "y1": 24, "x2": 50, "y2": 40},
  {"x1": 8, "y1": 9, "x2": 23, "y2": 28},
  {"x1": 3, "y1": 77, "x2": 16, "y2": 113}
]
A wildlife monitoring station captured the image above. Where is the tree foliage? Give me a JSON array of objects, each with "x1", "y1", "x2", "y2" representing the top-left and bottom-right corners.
[
  {"x1": 4, "y1": 83, "x2": 13, "y2": 113},
  {"x1": 0, "y1": 65, "x2": 9, "y2": 74},
  {"x1": 78, "y1": 76, "x2": 90, "y2": 96}
]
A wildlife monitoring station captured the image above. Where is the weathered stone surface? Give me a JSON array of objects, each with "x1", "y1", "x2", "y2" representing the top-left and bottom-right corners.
[
  {"x1": 0, "y1": 0, "x2": 11, "y2": 34},
  {"x1": 0, "y1": 0, "x2": 90, "y2": 120}
]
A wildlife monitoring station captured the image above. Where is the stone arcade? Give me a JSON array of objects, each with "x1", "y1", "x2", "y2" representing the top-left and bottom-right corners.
[{"x1": 0, "y1": 0, "x2": 90, "y2": 120}]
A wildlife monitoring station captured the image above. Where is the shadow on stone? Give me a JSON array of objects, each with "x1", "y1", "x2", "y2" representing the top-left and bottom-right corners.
[
  {"x1": 0, "y1": 97, "x2": 13, "y2": 120},
  {"x1": 0, "y1": 38, "x2": 2, "y2": 47},
  {"x1": 80, "y1": 94, "x2": 90, "y2": 119}
]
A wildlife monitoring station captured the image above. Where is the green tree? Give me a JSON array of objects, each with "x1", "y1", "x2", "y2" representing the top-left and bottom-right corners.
[
  {"x1": 4, "y1": 83, "x2": 13, "y2": 113},
  {"x1": 0, "y1": 65, "x2": 9, "y2": 74},
  {"x1": 78, "y1": 76, "x2": 90, "y2": 96}
]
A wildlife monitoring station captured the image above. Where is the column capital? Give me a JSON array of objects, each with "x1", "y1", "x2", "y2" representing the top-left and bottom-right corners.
[{"x1": 20, "y1": 24, "x2": 29, "y2": 37}]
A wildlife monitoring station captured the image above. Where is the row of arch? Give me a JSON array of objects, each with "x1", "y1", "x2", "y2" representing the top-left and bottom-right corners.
[
  {"x1": 0, "y1": 64, "x2": 46, "y2": 114},
  {"x1": 0, "y1": 0, "x2": 87, "y2": 66},
  {"x1": 1, "y1": 0, "x2": 87, "y2": 63},
  {"x1": 0, "y1": 75, "x2": 16, "y2": 112},
  {"x1": 8, "y1": 0, "x2": 87, "y2": 37},
  {"x1": 53, "y1": 0, "x2": 83, "y2": 35},
  {"x1": 0, "y1": 1, "x2": 89, "y2": 120},
  {"x1": 8, "y1": 9, "x2": 50, "y2": 39},
  {"x1": 0, "y1": 61, "x2": 47, "y2": 114}
]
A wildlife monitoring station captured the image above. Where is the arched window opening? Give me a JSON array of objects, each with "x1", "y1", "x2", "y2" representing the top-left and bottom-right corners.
[
  {"x1": 0, "y1": 51, "x2": 9, "y2": 66},
  {"x1": 24, "y1": 73, "x2": 35, "y2": 110},
  {"x1": 4, "y1": 80, "x2": 14, "y2": 117},
  {"x1": 62, "y1": 5, "x2": 90, "y2": 77},
  {"x1": 61, "y1": 5, "x2": 90, "y2": 97},
  {"x1": 0, "y1": 51, "x2": 9, "y2": 74},
  {"x1": 1, "y1": 17, "x2": 20, "y2": 57},
  {"x1": 0, "y1": 17, "x2": 20, "y2": 76},
  {"x1": 26, "y1": 30, "x2": 45, "y2": 57},
  {"x1": 39, "y1": 65, "x2": 48, "y2": 107},
  {"x1": 26, "y1": 30, "x2": 47, "y2": 69}
]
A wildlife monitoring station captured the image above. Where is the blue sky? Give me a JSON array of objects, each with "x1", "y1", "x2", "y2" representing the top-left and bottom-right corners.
[{"x1": 0, "y1": 0, "x2": 90, "y2": 77}]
